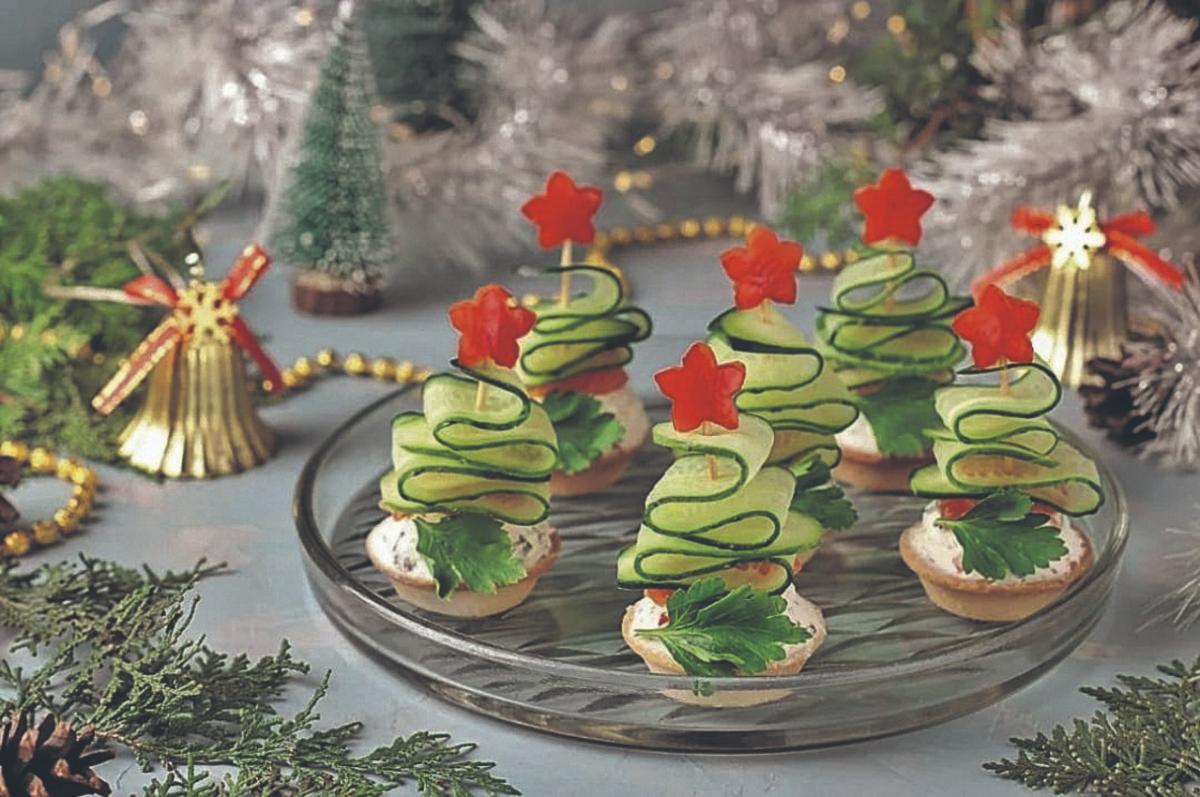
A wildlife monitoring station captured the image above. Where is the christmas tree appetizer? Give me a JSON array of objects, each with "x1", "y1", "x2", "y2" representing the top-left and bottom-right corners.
[
  {"x1": 706, "y1": 227, "x2": 859, "y2": 561},
  {"x1": 366, "y1": 284, "x2": 561, "y2": 617},
  {"x1": 815, "y1": 169, "x2": 970, "y2": 492},
  {"x1": 902, "y1": 286, "x2": 1104, "y2": 622},
  {"x1": 274, "y1": 0, "x2": 393, "y2": 316},
  {"x1": 517, "y1": 171, "x2": 652, "y2": 496},
  {"x1": 618, "y1": 342, "x2": 826, "y2": 688}
]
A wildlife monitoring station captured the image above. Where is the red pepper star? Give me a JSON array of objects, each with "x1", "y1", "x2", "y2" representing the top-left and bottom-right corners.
[
  {"x1": 719, "y1": 227, "x2": 804, "y2": 310},
  {"x1": 654, "y1": 342, "x2": 746, "y2": 433},
  {"x1": 448, "y1": 284, "x2": 536, "y2": 369},
  {"x1": 854, "y1": 168, "x2": 935, "y2": 248},
  {"x1": 951, "y1": 285, "x2": 1040, "y2": 368},
  {"x1": 520, "y1": 171, "x2": 604, "y2": 249}
]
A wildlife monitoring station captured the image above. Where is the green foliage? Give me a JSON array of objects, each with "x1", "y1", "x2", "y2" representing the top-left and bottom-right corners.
[
  {"x1": 414, "y1": 513, "x2": 527, "y2": 598},
  {"x1": 274, "y1": 6, "x2": 393, "y2": 282},
  {"x1": 542, "y1": 391, "x2": 625, "y2": 474},
  {"x1": 985, "y1": 656, "x2": 1200, "y2": 794},
  {"x1": 635, "y1": 578, "x2": 811, "y2": 677},
  {"x1": 936, "y1": 490, "x2": 1066, "y2": 580},
  {"x1": 0, "y1": 555, "x2": 518, "y2": 796},
  {"x1": 790, "y1": 461, "x2": 857, "y2": 531},
  {"x1": 365, "y1": 0, "x2": 479, "y2": 131},
  {"x1": 0, "y1": 177, "x2": 198, "y2": 461},
  {"x1": 854, "y1": 376, "x2": 943, "y2": 457},
  {"x1": 778, "y1": 155, "x2": 877, "y2": 249}
]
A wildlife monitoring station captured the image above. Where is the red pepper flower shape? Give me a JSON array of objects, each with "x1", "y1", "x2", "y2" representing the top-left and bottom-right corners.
[
  {"x1": 719, "y1": 227, "x2": 804, "y2": 310},
  {"x1": 520, "y1": 170, "x2": 604, "y2": 249},
  {"x1": 951, "y1": 285, "x2": 1040, "y2": 368},
  {"x1": 854, "y1": 168, "x2": 935, "y2": 248},
  {"x1": 449, "y1": 284, "x2": 536, "y2": 368},
  {"x1": 654, "y1": 342, "x2": 747, "y2": 433}
]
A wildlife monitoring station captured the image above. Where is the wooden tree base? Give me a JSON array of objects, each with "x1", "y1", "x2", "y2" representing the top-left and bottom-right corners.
[{"x1": 292, "y1": 270, "x2": 383, "y2": 316}]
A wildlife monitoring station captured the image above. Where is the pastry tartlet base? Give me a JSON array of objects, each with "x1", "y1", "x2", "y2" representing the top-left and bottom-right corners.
[
  {"x1": 549, "y1": 448, "x2": 635, "y2": 497},
  {"x1": 833, "y1": 445, "x2": 931, "y2": 493},
  {"x1": 899, "y1": 521, "x2": 1093, "y2": 622}
]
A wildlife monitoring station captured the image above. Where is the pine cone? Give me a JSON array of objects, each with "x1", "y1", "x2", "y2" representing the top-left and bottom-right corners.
[
  {"x1": 0, "y1": 714, "x2": 112, "y2": 797},
  {"x1": 1081, "y1": 339, "x2": 1160, "y2": 449},
  {"x1": 0, "y1": 456, "x2": 18, "y2": 526}
]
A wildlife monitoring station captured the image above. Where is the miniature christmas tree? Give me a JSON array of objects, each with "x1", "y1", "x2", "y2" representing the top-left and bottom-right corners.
[{"x1": 274, "y1": 0, "x2": 393, "y2": 316}]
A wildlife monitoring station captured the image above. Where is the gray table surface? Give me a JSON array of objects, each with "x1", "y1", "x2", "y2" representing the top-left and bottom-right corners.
[{"x1": 9, "y1": 198, "x2": 1197, "y2": 797}]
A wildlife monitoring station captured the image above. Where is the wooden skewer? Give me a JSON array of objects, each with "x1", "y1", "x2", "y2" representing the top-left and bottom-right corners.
[
  {"x1": 701, "y1": 421, "x2": 719, "y2": 480},
  {"x1": 558, "y1": 241, "x2": 574, "y2": 307},
  {"x1": 475, "y1": 380, "x2": 489, "y2": 411}
]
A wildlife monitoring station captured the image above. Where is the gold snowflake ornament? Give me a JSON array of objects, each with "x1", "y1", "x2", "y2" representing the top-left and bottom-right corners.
[{"x1": 1042, "y1": 191, "x2": 1107, "y2": 271}]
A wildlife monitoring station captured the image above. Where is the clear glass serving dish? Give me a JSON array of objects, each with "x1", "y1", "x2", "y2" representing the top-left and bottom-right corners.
[{"x1": 293, "y1": 387, "x2": 1128, "y2": 752}]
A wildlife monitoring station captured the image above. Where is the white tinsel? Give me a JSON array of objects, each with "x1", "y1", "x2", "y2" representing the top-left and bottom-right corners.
[
  {"x1": 918, "y1": 0, "x2": 1200, "y2": 288},
  {"x1": 1145, "y1": 524, "x2": 1200, "y2": 631},
  {"x1": 643, "y1": 0, "x2": 882, "y2": 220},
  {"x1": 380, "y1": 0, "x2": 635, "y2": 271},
  {"x1": 0, "y1": 0, "x2": 327, "y2": 204}
]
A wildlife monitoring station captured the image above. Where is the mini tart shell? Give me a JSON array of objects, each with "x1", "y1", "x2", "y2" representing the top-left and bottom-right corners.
[
  {"x1": 899, "y1": 520, "x2": 1093, "y2": 622},
  {"x1": 619, "y1": 593, "x2": 827, "y2": 707},
  {"x1": 550, "y1": 448, "x2": 636, "y2": 496},
  {"x1": 833, "y1": 445, "x2": 932, "y2": 493},
  {"x1": 368, "y1": 528, "x2": 561, "y2": 618}
]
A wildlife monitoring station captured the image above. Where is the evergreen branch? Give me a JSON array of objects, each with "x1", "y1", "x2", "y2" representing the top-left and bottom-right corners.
[
  {"x1": 0, "y1": 555, "x2": 519, "y2": 796},
  {"x1": 984, "y1": 656, "x2": 1200, "y2": 794}
]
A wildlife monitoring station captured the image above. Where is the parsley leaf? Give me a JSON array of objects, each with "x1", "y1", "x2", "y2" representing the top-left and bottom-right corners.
[
  {"x1": 935, "y1": 490, "x2": 1068, "y2": 580},
  {"x1": 790, "y1": 461, "x2": 857, "y2": 530},
  {"x1": 854, "y1": 376, "x2": 943, "y2": 457},
  {"x1": 542, "y1": 390, "x2": 625, "y2": 474},
  {"x1": 635, "y1": 579, "x2": 812, "y2": 676},
  {"x1": 414, "y1": 513, "x2": 527, "y2": 598}
]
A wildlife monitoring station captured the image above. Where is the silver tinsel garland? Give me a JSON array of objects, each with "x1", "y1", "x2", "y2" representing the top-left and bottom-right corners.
[
  {"x1": 379, "y1": 0, "x2": 635, "y2": 271},
  {"x1": 643, "y1": 0, "x2": 882, "y2": 220},
  {"x1": 918, "y1": 0, "x2": 1200, "y2": 288}
]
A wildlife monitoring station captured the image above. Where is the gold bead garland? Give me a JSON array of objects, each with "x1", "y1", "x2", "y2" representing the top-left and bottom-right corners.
[
  {"x1": 268, "y1": 348, "x2": 433, "y2": 393},
  {"x1": 0, "y1": 441, "x2": 98, "y2": 559}
]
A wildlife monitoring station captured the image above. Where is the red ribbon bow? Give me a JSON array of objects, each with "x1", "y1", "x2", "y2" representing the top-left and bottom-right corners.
[
  {"x1": 973, "y1": 193, "x2": 1184, "y2": 297},
  {"x1": 92, "y1": 244, "x2": 284, "y2": 416}
]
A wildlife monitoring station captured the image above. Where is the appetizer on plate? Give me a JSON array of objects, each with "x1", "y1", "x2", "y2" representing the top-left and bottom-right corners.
[
  {"x1": 617, "y1": 342, "x2": 826, "y2": 699},
  {"x1": 518, "y1": 171, "x2": 652, "y2": 496},
  {"x1": 706, "y1": 227, "x2": 859, "y2": 564},
  {"x1": 815, "y1": 169, "x2": 969, "y2": 492},
  {"x1": 903, "y1": 286, "x2": 1104, "y2": 622},
  {"x1": 366, "y1": 284, "x2": 561, "y2": 617}
]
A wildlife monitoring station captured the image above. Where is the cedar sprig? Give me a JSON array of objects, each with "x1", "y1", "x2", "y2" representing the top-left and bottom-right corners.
[
  {"x1": 0, "y1": 555, "x2": 518, "y2": 796},
  {"x1": 984, "y1": 656, "x2": 1200, "y2": 794}
]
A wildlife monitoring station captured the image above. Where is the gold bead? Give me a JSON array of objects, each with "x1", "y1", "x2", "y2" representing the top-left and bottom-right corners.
[
  {"x1": 521, "y1": 292, "x2": 540, "y2": 309},
  {"x1": 844, "y1": 249, "x2": 859, "y2": 263},
  {"x1": 36, "y1": 520, "x2": 61, "y2": 544},
  {"x1": 370, "y1": 358, "x2": 396, "y2": 380},
  {"x1": 728, "y1": 216, "x2": 749, "y2": 237},
  {"x1": 610, "y1": 227, "x2": 633, "y2": 245},
  {"x1": 821, "y1": 252, "x2": 841, "y2": 270},
  {"x1": 4, "y1": 531, "x2": 31, "y2": 557},
  {"x1": 316, "y1": 348, "x2": 338, "y2": 368},
  {"x1": 28, "y1": 448, "x2": 57, "y2": 474},
  {"x1": 592, "y1": 231, "x2": 610, "y2": 250},
  {"x1": 680, "y1": 219, "x2": 701, "y2": 238},
  {"x1": 633, "y1": 226, "x2": 655, "y2": 243},
  {"x1": 395, "y1": 361, "x2": 415, "y2": 382},
  {"x1": 67, "y1": 495, "x2": 91, "y2": 516},
  {"x1": 55, "y1": 457, "x2": 81, "y2": 480},
  {"x1": 413, "y1": 368, "x2": 433, "y2": 383},
  {"x1": 0, "y1": 441, "x2": 29, "y2": 462},
  {"x1": 282, "y1": 369, "x2": 302, "y2": 389},
  {"x1": 71, "y1": 469, "x2": 96, "y2": 490},
  {"x1": 655, "y1": 223, "x2": 677, "y2": 240},
  {"x1": 702, "y1": 217, "x2": 725, "y2": 237},
  {"x1": 293, "y1": 357, "x2": 315, "y2": 378},
  {"x1": 800, "y1": 255, "x2": 817, "y2": 272},
  {"x1": 344, "y1": 352, "x2": 368, "y2": 375}
]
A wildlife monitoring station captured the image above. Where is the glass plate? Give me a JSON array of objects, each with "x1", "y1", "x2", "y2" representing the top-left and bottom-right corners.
[{"x1": 294, "y1": 387, "x2": 1128, "y2": 752}]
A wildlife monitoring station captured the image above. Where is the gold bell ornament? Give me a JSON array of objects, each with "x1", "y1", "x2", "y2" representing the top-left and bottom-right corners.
[
  {"x1": 974, "y1": 192, "x2": 1185, "y2": 387},
  {"x1": 88, "y1": 244, "x2": 285, "y2": 478}
]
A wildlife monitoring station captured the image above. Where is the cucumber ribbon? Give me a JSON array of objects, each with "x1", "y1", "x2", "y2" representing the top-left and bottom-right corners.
[
  {"x1": 815, "y1": 248, "x2": 970, "y2": 389},
  {"x1": 617, "y1": 416, "x2": 824, "y2": 594},
  {"x1": 708, "y1": 302, "x2": 858, "y2": 469},
  {"x1": 910, "y1": 361, "x2": 1104, "y2": 515},
  {"x1": 517, "y1": 265, "x2": 651, "y2": 387},
  {"x1": 380, "y1": 363, "x2": 558, "y2": 525}
]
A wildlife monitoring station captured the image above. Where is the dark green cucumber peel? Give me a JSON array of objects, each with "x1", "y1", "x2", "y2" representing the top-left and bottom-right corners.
[
  {"x1": 380, "y1": 362, "x2": 557, "y2": 526},
  {"x1": 517, "y1": 265, "x2": 651, "y2": 386}
]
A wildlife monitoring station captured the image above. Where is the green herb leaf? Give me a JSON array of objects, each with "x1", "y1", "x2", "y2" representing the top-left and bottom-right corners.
[
  {"x1": 789, "y1": 461, "x2": 857, "y2": 531},
  {"x1": 635, "y1": 579, "x2": 811, "y2": 677},
  {"x1": 936, "y1": 490, "x2": 1068, "y2": 580},
  {"x1": 541, "y1": 391, "x2": 625, "y2": 474},
  {"x1": 854, "y1": 376, "x2": 943, "y2": 457},
  {"x1": 414, "y1": 513, "x2": 527, "y2": 598}
]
